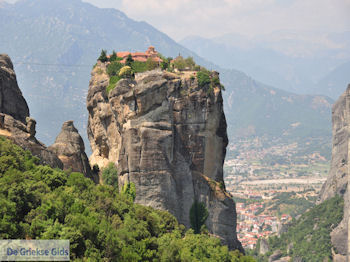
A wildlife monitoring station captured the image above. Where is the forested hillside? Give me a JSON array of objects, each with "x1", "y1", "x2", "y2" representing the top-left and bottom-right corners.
[
  {"x1": 250, "y1": 196, "x2": 344, "y2": 262},
  {"x1": 0, "y1": 136, "x2": 254, "y2": 261}
]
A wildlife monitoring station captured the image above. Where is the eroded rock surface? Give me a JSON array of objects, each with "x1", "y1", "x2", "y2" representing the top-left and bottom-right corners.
[
  {"x1": 87, "y1": 64, "x2": 242, "y2": 250},
  {"x1": 0, "y1": 54, "x2": 62, "y2": 169},
  {"x1": 49, "y1": 121, "x2": 97, "y2": 182},
  {"x1": 318, "y1": 84, "x2": 350, "y2": 260},
  {"x1": 0, "y1": 54, "x2": 29, "y2": 123},
  {"x1": 0, "y1": 113, "x2": 63, "y2": 168}
]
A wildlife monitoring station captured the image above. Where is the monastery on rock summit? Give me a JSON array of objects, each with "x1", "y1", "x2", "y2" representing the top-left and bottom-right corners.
[{"x1": 114, "y1": 46, "x2": 163, "y2": 64}]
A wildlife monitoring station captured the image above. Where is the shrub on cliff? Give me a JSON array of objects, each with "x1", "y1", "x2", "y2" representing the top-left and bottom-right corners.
[
  {"x1": 107, "y1": 61, "x2": 123, "y2": 77},
  {"x1": 197, "y1": 70, "x2": 211, "y2": 88},
  {"x1": 106, "y1": 75, "x2": 121, "y2": 94},
  {"x1": 119, "y1": 66, "x2": 133, "y2": 78}
]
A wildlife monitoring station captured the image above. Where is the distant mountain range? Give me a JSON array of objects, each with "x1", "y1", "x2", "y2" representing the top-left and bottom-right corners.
[
  {"x1": 315, "y1": 61, "x2": 350, "y2": 99},
  {"x1": 0, "y1": 0, "x2": 333, "y2": 156},
  {"x1": 180, "y1": 32, "x2": 350, "y2": 99}
]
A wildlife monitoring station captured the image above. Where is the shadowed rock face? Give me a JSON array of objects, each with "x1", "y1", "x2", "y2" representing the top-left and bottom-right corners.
[
  {"x1": 49, "y1": 121, "x2": 98, "y2": 182},
  {"x1": 0, "y1": 54, "x2": 62, "y2": 169},
  {"x1": 318, "y1": 84, "x2": 350, "y2": 261},
  {"x1": 87, "y1": 64, "x2": 242, "y2": 251},
  {"x1": 0, "y1": 54, "x2": 29, "y2": 123}
]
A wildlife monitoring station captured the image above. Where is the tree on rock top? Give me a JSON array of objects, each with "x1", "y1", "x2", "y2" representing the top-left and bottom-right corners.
[
  {"x1": 98, "y1": 49, "x2": 108, "y2": 63},
  {"x1": 126, "y1": 54, "x2": 134, "y2": 67}
]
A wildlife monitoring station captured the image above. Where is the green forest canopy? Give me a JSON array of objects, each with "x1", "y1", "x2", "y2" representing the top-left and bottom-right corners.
[{"x1": 0, "y1": 136, "x2": 254, "y2": 261}]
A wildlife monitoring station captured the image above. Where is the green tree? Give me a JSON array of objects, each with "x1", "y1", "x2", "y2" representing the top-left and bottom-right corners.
[
  {"x1": 146, "y1": 57, "x2": 158, "y2": 70},
  {"x1": 160, "y1": 60, "x2": 169, "y2": 70},
  {"x1": 102, "y1": 163, "x2": 118, "y2": 189},
  {"x1": 107, "y1": 61, "x2": 123, "y2": 77},
  {"x1": 132, "y1": 61, "x2": 148, "y2": 73},
  {"x1": 98, "y1": 49, "x2": 108, "y2": 63},
  {"x1": 0, "y1": 136, "x2": 254, "y2": 261},
  {"x1": 160, "y1": 57, "x2": 172, "y2": 71},
  {"x1": 122, "y1": 182, "x2": 136, "y2": 202},
  {"x1": 125, "y1": 54, "x2": 134, "y2": 67},
  {"x1": 197, "y1": 71, "x2": 211, "y2": 88},
  {"x1": 190, "y1": 201, "x2": 209, "y2": 234},
  {"x1": 173, "y1": 56, "x2": 186, "y2": 70},
  {"x1": 185, "y1": 57, "x2": 195, "y2": 70},
  {"x1": 109, "y1": 50, "x2": 117, "y2": 62},
  {"x1": 92, "y1": 164, "x2": 99, "y2": 177}
]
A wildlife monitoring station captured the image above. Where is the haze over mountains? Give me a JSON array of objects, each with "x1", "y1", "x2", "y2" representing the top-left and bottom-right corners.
[
  {"x1": 181, "y1": 32, "x2": 350, "y2": 99},
  {"x1": 0, "y1": 0, "x2": 334, "y2": 157}
]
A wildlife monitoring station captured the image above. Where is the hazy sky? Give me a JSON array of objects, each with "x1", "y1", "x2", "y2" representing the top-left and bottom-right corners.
[
  {"x1": 84, "y1": 0, "x2": 350, "y2": 40},
  {"x1": 5, "y1": 0, "x2": 350, "y2": 40}
]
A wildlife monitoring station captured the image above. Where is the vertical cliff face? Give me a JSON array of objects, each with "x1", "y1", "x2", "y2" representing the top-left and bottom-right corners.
[
  {"x1": 0, "y1": 54, "x2": 62, "y2": 169},
  {"x1": 0, "y1": 54, "x2": 29, "y2": 123},
  {"x1": 49, "y1": 121, "x2": 98, "y2": 182},
  {"x1": 318, "y1": 84, "x2": 350, "y2": 261},
  {"x1": 87, "y1": 64, "x2": 242, "y2": 250}
]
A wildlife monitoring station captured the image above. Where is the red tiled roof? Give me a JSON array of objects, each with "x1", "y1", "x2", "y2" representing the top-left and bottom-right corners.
[
  {"x1": 133, "y1": 57, "x2": 147, "y2": 62},
  {"x1": 114, "y1": 46, "x2": 163, "y2": 64},
  {"x1": 117, "y1": 51, "x2": 131, "y2": 58},
  {"x1": 133, "y1": 52, "x2": 146, "y2": 56}
]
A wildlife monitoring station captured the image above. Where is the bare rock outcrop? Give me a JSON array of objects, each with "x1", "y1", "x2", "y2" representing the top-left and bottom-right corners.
[
  {"x1": 259, "y1": 238, "x2": 270, "y2": 255},
  {"x1": 87, "y1": 64, "x2": 242, "y2": 251},
  {"x1": 318, "y1": 84, "x2": 350, "y2": 261},
  {"x1": 0, "y1": 54, "x2": 62, "y2": 169},
  {"x1": 0, "y1": 54, "x2": 29, "y2": 123},
  {"x1": 0, "y1": 113, "x2": 63, "y2": 168},
  {"x1": 49, "y1": 121, "x2": 98, "y2": 182}
]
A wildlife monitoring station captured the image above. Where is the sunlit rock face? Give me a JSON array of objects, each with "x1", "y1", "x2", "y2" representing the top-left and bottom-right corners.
[
  {"x1": 49, "y1": 120, "x2": 98, "y2": 182},
  {"x1": 318, "y1": 84, "x2": 350, "y2": 261},
  {"x1": 87, "y1": 64, "x2": 242, "y2": 251}
]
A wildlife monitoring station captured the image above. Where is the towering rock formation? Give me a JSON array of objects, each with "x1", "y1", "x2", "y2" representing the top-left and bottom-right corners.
[
  {"x1": 318, "y1": 84, "x2": 350, "y2": 261},
  {"x1": 0, "y1": 54, "x2": 62, "y2": 168},
  {"x1": 49, "y1": 121, "x2": 98, "y2": 182},
  {"x1": 0, "y1": 54, "x2": 29, "y2": 123},
  {"x1": 87, "y1": 63, "x2": 242, "y2": 250}
]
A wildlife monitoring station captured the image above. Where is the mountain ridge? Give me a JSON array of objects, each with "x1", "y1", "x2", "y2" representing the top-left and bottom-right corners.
[
  {"x1": 0, "y1": 0, "x2": 332, "y2": 159},
  {"x1": 180, "y1": 33, "x2": 350, "y2": 98}
]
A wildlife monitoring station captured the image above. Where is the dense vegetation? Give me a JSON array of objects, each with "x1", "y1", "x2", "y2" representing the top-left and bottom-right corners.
[
  {"x1": 0, "y1": 136, "x2": 254, "y2": 261},
  {"x1": 98, "y1": 49, "x2": 225, "y2": 95},
  {"x1": 266, "y1": 192, "x2": 315, "y2": 218},
  {"x1": 250, "y1": 195, "x2": 344, "y2": 262},
  {"x1": 189, "y1": 201, "x2": 209, "y2": 234},
  {"x1": 197, "y1": 70, "x2": 225, "y2": 94},
  {"x1": 102, "y1": 162, "x2": 118, "y2": 188}
]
